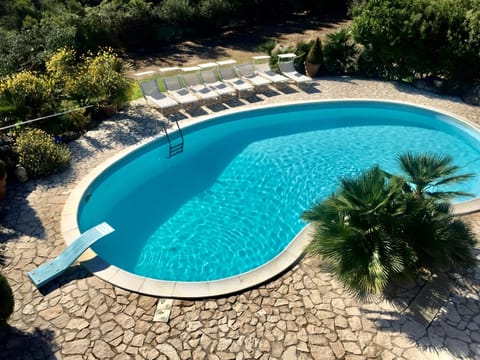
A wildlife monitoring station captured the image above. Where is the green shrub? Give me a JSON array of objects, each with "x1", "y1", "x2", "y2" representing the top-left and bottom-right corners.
[
  {"x1": 15, "y1": 128, "x2": 71, "y2": 177},
  {"x1": 82, "y1": 49, "x2": 133, "y2": 108},
  {"x1": 0, "y1": 272, "x2": 14, "y2": 327},
  {"x1": 323, "y1": 28, "x2": 358, "y2": 74},
  {"x1": 292, "y1": 40, "x2": 313, "y2": 74},
  {"x1": 351, "y1": 0, "x2": 480, "y2": 87},
  {"x1": 258, "y1": 39, "x2": 277, "y2": 55},
  {"x1": 46, "y1": 48, "x2": 133, "y2": 108},
  {"x1": 306, "y1": 38, "x2": 323, "y2": 65},
  {"x1": 159, "y1": 0, "x2": 197, "y2": 28},
  {"x1": 0, "y1": 71, "x2": 56, "y2": 121},
  {"x1": 41, "y1": 110, "x2": 91, "y2": 136},
  {"x1": 199, "y1": 0, "x2": 234, "y2": 29}
]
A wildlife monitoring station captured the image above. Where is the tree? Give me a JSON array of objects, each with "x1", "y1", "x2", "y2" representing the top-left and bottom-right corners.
[
  {"x1": 397, "y1": 152, "x2": 474, "y2": 200},
  {"x1": 303, "y1": 153, "x2": 477, "y2": 295},
  {"x1": 46, "y1": 48, "x2": 133, "y2": 108},
  {"x1": 0, "y1": 71, "x2": 56, "y2": 121},
  {"x1": 323, "y1": 28, "x2": 358, "y2": 74},
  {"x1": 302, "y1": 166, "x2": 414, "y2": 294},
  {"x1": 351, "y1": 0, "x2": 480, "y2": 88}
]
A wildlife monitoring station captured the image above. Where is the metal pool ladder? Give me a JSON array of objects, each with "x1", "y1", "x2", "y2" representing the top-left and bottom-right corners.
[{"x1": 161, "y1": 119, "x2": 184, "y2": 157}]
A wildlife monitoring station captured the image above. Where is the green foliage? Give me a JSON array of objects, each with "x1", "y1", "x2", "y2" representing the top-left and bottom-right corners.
[
  {"x1": 306, "y1": 38, "x2": 323, "y2": 65},
  {"x1": 397, "y1": 152, "x2": 474, "y2": 199},
  {"x1": 81, "y1": 49, "x2": 133, "y2": 107},
  {"x1": 0, "y1": 71, "x2": 56, "y2": 120},
  {"x1": 351, "y1": 0, "x2": 480, "y2": 88},
  {"x1": 292, "y1": 40, "x2": 313, "y2": 74},
  {"x1": 303, "y1": 153, "x2": 477, "y2": 295},
  {"x1": 258, "y1": 39, "x2": 277, "y2": 56},
  {"x1": 46, "y1": 48, "x2": 133, "y2": 108},
  {"x1": 323, "y1": 28, "x2": 358, "y2": 74},
  {"x1": 41, "y1": 110, "x2": 91, "y2": 136},
  {"x1": 15, "y1": 128, "x2": 71, "y2": 177},
  {"x1": 0, "y1": 272, "x2": 14, "y2": 327},
  {"x1": 159, "y1": 0, "x2": 197, "y2": 27},
  {"x1": 81, "y1": 0, "x2": 156, "y2": 50},
  {"x1": 199, "y1": 0, "x2": 234, "y2": 29}
]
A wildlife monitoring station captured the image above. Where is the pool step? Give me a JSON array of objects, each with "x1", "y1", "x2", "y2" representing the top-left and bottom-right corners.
[{"x1": 161, "y1": 119, "x2": 184, "y2": 158}]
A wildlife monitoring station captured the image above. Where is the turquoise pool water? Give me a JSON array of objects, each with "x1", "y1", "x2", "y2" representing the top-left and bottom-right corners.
[{"x1": 78, "y1": 101, "x2": 480, "y2": 282}]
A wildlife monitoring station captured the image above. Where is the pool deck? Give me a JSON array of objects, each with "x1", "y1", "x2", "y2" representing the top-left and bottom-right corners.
[{"x1": 2, "y1": 77, "x2": 480, "y2": 359}]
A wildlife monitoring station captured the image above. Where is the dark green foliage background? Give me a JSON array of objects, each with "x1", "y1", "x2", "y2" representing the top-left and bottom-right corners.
[
  {"x1": 0, "y1": 0, "x2": 349, "y2": 77},
  {"x1": 351, "y1": 0, "x2": 480, "y2": 90}
]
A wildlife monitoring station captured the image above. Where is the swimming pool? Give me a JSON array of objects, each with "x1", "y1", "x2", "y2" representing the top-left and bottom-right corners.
[{"x1": 66, "y1": 100, "x2": 480, "y2": 296}]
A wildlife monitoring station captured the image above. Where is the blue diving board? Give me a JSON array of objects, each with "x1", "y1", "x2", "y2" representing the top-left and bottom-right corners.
[{"x1": 28, "y1": 222, "x2": 114, "y2": 287}]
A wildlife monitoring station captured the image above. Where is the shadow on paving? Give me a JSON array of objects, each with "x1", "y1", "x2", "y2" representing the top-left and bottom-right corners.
[
  {"x1": 36, "y1": 264, "x2": 93, "y2": 296},
  {"x1": 68, "y1": 105, "x2": 164, "y2": 160},
  {"x1": 0, "y1": 326, "x2": 58, "y2": 360},
  {"x1": 363, "y1": 260, "x2": 480, "y2": 359},
  {"x1": 391, "y1": 81, "x2": 465, "y2": 105},
  {"x1": 0, "y1": 181, "x2": 45, "y2": 241}
]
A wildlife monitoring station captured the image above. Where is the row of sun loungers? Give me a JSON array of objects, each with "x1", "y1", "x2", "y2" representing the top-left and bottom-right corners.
[{"x1": 136, "y1": 54, "x2": 313, "y2": 114}]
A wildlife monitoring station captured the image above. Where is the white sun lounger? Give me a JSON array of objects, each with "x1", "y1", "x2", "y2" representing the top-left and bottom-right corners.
[
  {"x1": 160, "y1": 67, "x2": 199, "y2": 107},
  {"x1": 181, "y1": 66, "x2": 219, "y2": 104},
  {"x1": 198, "y1": 63, "x2": 237, "y2": 98},
  {"x1": 138, "y1": 79, "x2": 179, "y2": 113},
  {"x1": 278, "y1": 53, "x2": 312, "y2": 86},
  {"x1": 235, "y1": 63, "x2": 271, "y2": 88},
  {"x1": 217, "y1": 60, "x2": 254, "y2": 96},
  {"x1": 252, "y1": 55, "x2": 289, "y2": 86},
  {"x1": 28, "y1": 222, "x2": 114, "y2": 287}
]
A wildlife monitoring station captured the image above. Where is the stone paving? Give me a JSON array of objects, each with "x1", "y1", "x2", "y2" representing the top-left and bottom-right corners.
[{"x1": 1, "y1": 78, "x2": 480, "y2": 359}]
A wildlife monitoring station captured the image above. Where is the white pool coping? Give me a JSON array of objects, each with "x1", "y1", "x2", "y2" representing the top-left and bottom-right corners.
[{"x1": 61, "y1": 99, "x2": 480, "y2": 298}]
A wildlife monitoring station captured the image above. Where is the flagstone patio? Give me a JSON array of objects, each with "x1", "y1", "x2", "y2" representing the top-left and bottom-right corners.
[{"x1": 1, "y1": 77, "x2": 480, "y2": 359}]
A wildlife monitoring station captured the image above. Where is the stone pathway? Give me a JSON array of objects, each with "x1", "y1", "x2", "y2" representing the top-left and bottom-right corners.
[{"x1": 1, "y1": 78, "x2": 480, "y2": 359}]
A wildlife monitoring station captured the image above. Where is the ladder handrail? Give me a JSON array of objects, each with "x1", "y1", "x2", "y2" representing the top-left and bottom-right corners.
[
  {"x1": 161, "y1": 119, "x2": 184, "y2": 158},
  {"x1": 174, "y1": 119, "x2": 184, "y2": 143}
]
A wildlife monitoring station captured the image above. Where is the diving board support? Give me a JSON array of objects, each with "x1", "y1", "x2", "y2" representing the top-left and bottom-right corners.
[{"x1": 28, "y1": 222, "x2": 114, "y2": 288}]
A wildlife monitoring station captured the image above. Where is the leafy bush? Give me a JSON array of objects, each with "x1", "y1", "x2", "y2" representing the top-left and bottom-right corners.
[
  {"x1": 292, "y1": 40, "x2": 313, "y2": 74},
  {"x1": 199, "y1": 0, "x2": 234, "y2": 29},
  {"x1": 159, "y1": 0, "x2": 197, "y2": 27},
  {"x1": 323, "y1": 28, "x2": 358, "y2": 74},
  {"x1": 0, "y1": 71, "x2": 56, "y2": 121},
  {"x1": 15, "y1": 128, "x2": 71, "y2": 177},
  {"x1": 46, "y1": 48, "x2": 133, "y2": 108},
  {"x1": 258, "y1": 39, "x2": 277, "y2": 56},
  {"x1": 41, "y1": 110, "x2": 91, "y2": 136},
  {"x1": 0, "y1": 272, "x2": 14, "y2": 327},
  {"x1": 81, "y1": 0, "x2": 156, "y2": 50},
  {"x1": 82, "y1": 49, "x2": 133, "y2": 108},
  {"x1": 351, "y1": 0, "x2": 480, "y2": 88},
  {"x1": 302, "y1": 153, "x2": 477, "y2": 295}
]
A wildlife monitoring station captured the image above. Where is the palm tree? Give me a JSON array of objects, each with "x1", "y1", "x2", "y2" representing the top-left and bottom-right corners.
[
  {"x1": 302, "y1": 166, "x2": 415, "y2": 294},
  {"x1": 303, "y1": 154, "x2": 477, "y2": 295},
  {"x1": 398, "y1": 152, "x2": 474, "y2": 200}
]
